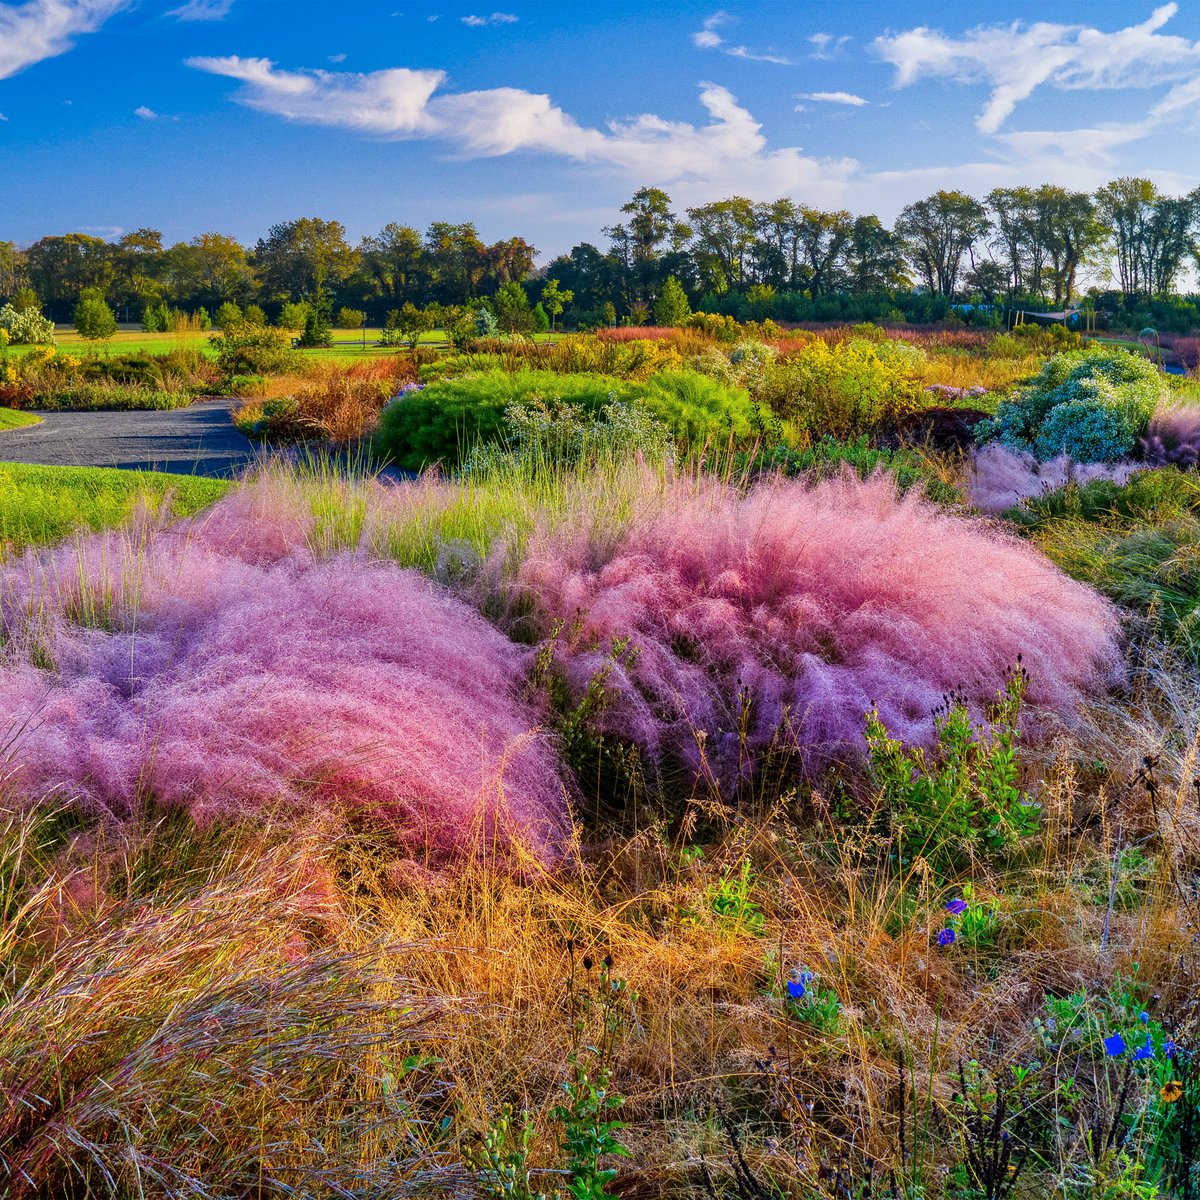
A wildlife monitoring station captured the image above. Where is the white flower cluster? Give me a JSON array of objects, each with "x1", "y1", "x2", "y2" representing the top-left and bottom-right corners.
[{"x1": 0, "y1": 304, "x2": 55, "y2": 345}]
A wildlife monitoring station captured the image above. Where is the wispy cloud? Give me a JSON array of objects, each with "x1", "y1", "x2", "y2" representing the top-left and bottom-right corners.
[
  {"x1": 134, "y1": 104, "x2": 157, "y2": 119},
  {"x1": 461, "y1": 12, "x2": 517, "y2": 27},
  {"x1": 798, "y1": 91, "x2": 868, "y2": 106},
  {"x1": 0, "y1": 0, "x2": 129, "y2": 81},
  {"x1": 186, "y1": 56, "x2": 858, "y2": 202},
  {"x1": 168, "y1": 0, "x2": 233, "y2": 20},
  {"x1": 691, "y1": 9, "x2": 793, "y2": 65},
  {"x1": 808, "y1": 33, "x2": 851, "y2": 60},
  {"x1": 874, "y1": 3, "x2": 1200, "y2": 134}
]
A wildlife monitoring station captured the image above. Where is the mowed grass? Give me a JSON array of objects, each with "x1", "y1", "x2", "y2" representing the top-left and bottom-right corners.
[
  {"x1": 8, "y1": 326, "x2": 442, "y2": 361},
  {"x1": 0, "y1": 409, "x2": 42, "y2": 430},
  {"x1": 0, "y1": 462, "x2": 230, "y2": 556}
]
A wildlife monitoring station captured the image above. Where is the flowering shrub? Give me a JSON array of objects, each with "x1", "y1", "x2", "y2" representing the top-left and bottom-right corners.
[
  {"x1": 755, "y1": 336, "x2": 928, "y2": 439},
  {"x1": 977, "y1": 349, "x2": 1163, "y2": 462},
  {"x1": 463, "y1": 396, "x2": 673, "y2": 474},
  {"x1": 0, "y1": 303, "x2": 55, "y2": 345},
  {"x1": 0, "y1": 479, "x2": 569, "y2": 858},
  {"x1": 511, "y1": 471, "x2": 1120, "y2": 789}
]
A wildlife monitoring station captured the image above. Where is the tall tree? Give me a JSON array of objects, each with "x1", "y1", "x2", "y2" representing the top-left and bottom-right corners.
[
  {"x1": 424, "y1": 222, "x2": 488, "y2": 304},
  {"x1": 1094, "y1": 177, "x2": 1157, "y2": 303},
  {"x1": 24, "y1": 234, "x2": 116, "y2": 318},
  {"x1": 360, "y1": 223, "x2": 428, "y2": 307},
  {"x1": 686, "y1": 197, "x2": 759, "y2": 293},
  {"x1": 1031, "y1": 186, "x2": 1105, "y2": 305},
  {"x1": 253, "y1": 218, "x2": 358, "y2": 303},
  {"x1": 0, "y1": 241, "x2": 27, "y2": 301},
  {"x1": 844, "y1": 216, "x2": 910, "y2": 292},
  {"x1": 894, "y1": 191, "x2": 989, "y2": 296}
]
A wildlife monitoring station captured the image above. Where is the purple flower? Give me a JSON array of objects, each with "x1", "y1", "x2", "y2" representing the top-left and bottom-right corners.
[
  {"x1": 1104, "y1": 1032, "x2": 1126, "y2": 1056},
  {"x1": 937, "y1": 928, "x2": 956, "y2": 946},
  {"x1": 1134, "y1": 1035, "x2": 1154, "y2": 1061},
  {"x1": 1166, "y1": 1038, "x2": 1177, "y2": 1058},
  {"x1": 787, "y1": 981, "x2": 807, "y2": 1001},
  {"x1": 945, "y1": 899, "x2": 968, "y2": 915}
]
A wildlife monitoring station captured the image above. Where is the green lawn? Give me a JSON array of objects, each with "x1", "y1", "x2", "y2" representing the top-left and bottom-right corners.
[
  {"x1": 7, "y1": 325, "x2": 560, "y2": 363},
  {"x1": 0, "y1": 409, "x2": 42, "y2": 430},
  {"x1": 0, "y1": 462, "x2": 230, "y2": 556}
]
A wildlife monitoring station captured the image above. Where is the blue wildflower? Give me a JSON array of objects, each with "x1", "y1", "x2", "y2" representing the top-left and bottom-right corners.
[
  {"x1": 1134, "y1": 1035, "x2": 1154, "y2": 1061},
  {"x1": 937, "y1": 928, "x2": 956, "y2": 946},
  {"x1": 1166, "y1": 1038, "x2": 1177, "y2": 1058},
  {"x1": 1139, "y1": 1011, "x2": 1150, "y2": 1025},
  {"x1": 1104, "y1": 1032, "x2": 1126, "y2": 1056},
  {"x1": 945, "y1": 898, "x2": 968, "y2": 915},
  {"x1": 787, "y1": 981, "x2": 807, "y2": 1001}
]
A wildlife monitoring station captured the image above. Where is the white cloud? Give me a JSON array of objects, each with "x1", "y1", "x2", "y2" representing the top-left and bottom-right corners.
[
  {"x1": 168, "y1": 0, "x2": 233, "y2": 18},
  {"x1": 691, "y1": 10, "x2": 791, "y2": 64},
  {"x1": 328, "y1": 52, "x2": 346, "y2": 63},
  {"x1": 134, "y1": 104, "x2": 157, "y2": 119},
  {"x1": 186, "y1": 56, "x2": 858, "y2": 201},
  {"x1": 809, "y1": 33, "x2": 851, "y2": 60},
  {"x1": 0, "y1": 113, "x2": 8, "y2": 121},
  {"x1": 462, "y1": 12, "x2": 517, "y2": 26},
  {"x1": 874, "y1": 4, "x2": 1200, "y2": 134},
  {"x1": 0, "y1": 0, "x2": 129, "y2": 80},
  {"x1": 798, "y1": 91, "x2": 868, "y2": 106}
]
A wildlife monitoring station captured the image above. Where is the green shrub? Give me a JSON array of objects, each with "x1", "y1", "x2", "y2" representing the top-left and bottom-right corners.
[
  {"x1": 636, "y1": 370, "x2": 755, "y2": 443},
  {"x1": 740, "y1": 434, "x2": 961, "y2": 503},
  {"x1": 978, "y1": 348, "x2": 1163, "y2": 462},
  {"x1": 1013, "y1": 467, "x2": 1200, "y2": 660},
  {"x1": 29, "y1": 383, "x2": 196, "y2": 411},
  {"x1": 376, "y1": 371, "x2": 622, "y2": 472},
  {"x1": 375, "y1": 369, "x2": 754, "y2": 472},
  {"x1": 73, "y1": 289, "x2": 118, "y2": 341},
  {"x1": 298, "y1": 306, "x2": 333, "y2": 348},
  {"x1": 214, "y1": 301, "x2": 242, "y2": 330},
  {"x1": 209, "y1": 322, "x2": 299, "y2": 378},
  {"x1": 336, "y1": 306, "x2": 366, "y2": 329},
  {"x1": 142, "y1": 301, "x2": 170, "y2": 333},
  {"x1": 866, "y1": 667, "x2": 1038, "y2": 876},
  {"x1": 277, "y1": 301, "x2": 311, "y2": 331}
]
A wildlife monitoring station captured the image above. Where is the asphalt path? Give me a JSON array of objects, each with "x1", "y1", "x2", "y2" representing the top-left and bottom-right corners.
[{"x1": 0, "y1": 398, "x2": 257, "y2": 477}]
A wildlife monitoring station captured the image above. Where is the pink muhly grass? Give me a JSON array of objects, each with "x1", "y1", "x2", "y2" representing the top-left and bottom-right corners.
[
  {"x1": 1140, "y1": 405, "x2": 1200, "y2": 468},
  {"x1": 0, "y1": 479, "x2": 568, "y2": 861},
  {"x1": 511, "y1": 469, "x2": 1121, "y2": 786},
  {"x1": 969, "y1": 444, "x2": 1144, "y2": 515}
]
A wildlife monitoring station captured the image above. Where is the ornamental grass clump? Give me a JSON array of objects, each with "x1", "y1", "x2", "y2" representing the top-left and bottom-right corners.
[
  {"x1": 0, "y1": 475, "x2": 568, "y2": 859},
  {"x1": 510, "y1": 469, "x2": 1121, "y2": 789},
  {"x1": 978, "y1": 348, "x2": 1164, "y2": 463}
]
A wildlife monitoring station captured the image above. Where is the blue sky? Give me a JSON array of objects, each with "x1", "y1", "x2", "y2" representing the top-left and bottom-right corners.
[{"x1": 2, "y1": 0, "x2": 1200, "y2": 260}]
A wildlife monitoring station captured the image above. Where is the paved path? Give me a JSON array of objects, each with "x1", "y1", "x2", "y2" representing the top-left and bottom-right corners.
[{"x1": 0, "y1": 398, "x2": 257, "y2": 477}]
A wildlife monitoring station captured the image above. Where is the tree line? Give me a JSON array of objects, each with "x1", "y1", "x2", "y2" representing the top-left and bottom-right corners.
[{"x1": 2, "y1": 177, "x2": 1198, "y2": 330}]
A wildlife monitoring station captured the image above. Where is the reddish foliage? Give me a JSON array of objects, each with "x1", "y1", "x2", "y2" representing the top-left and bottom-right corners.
[
  {"x1": 596, "y1": 326, "x2": 686, "y2": 342},
  {"x1": 512, "y1": 470, "x2": 1121, "y2": 787},
  {"x1": 1164, "y1": 336, "x2": 1200, "y2": 371}
]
